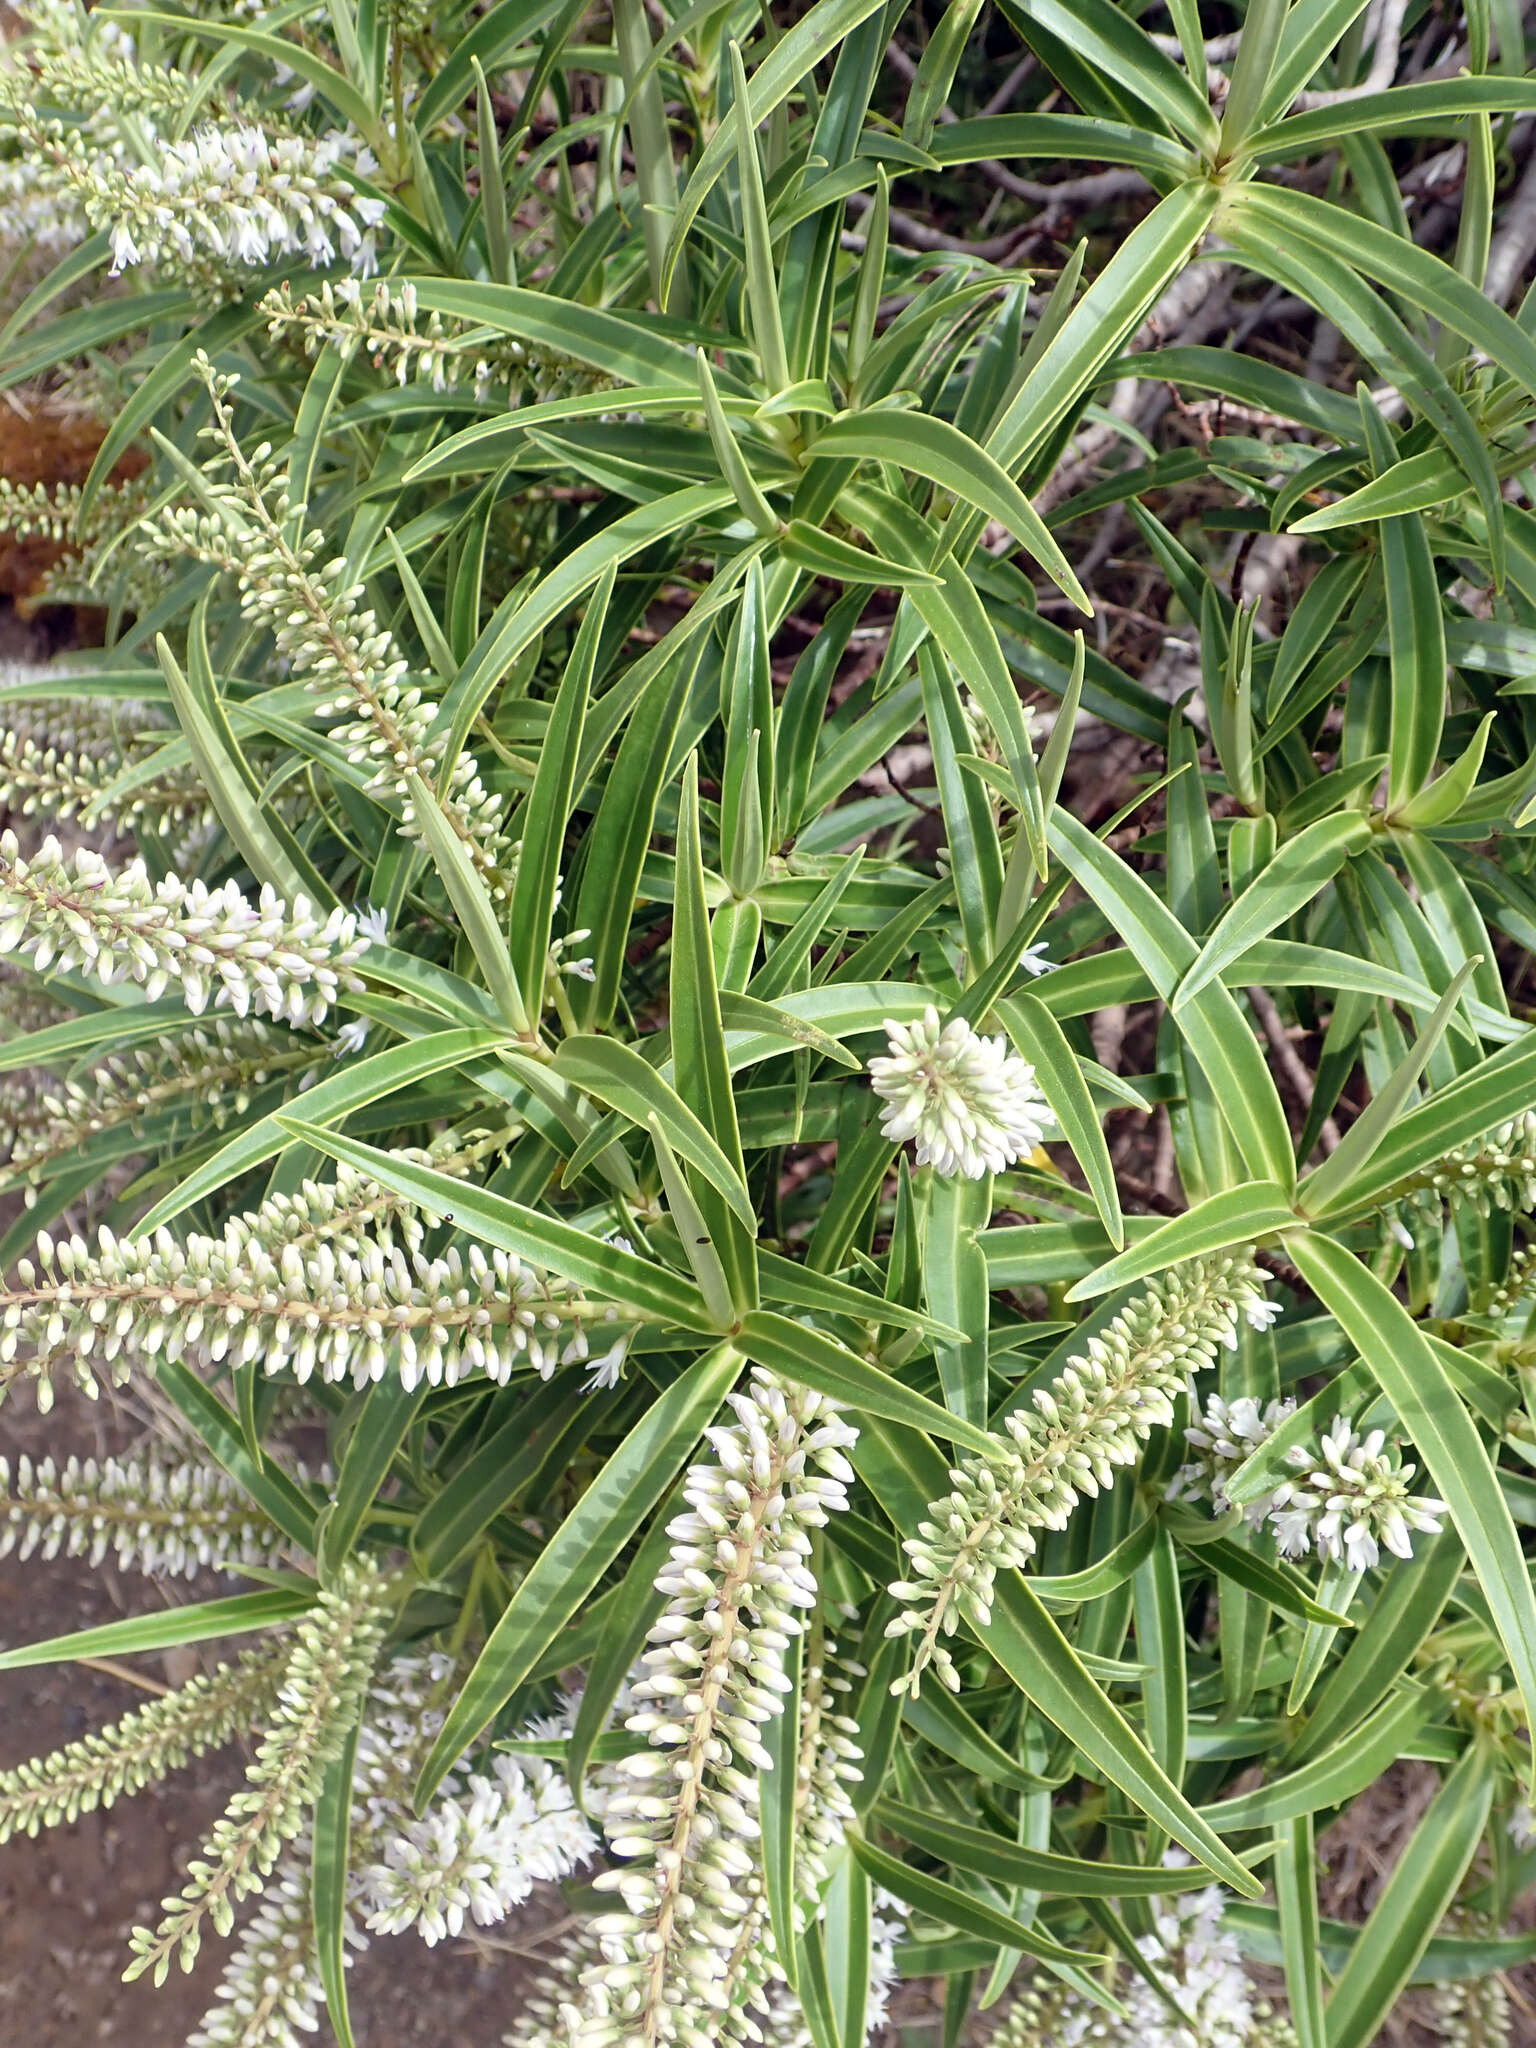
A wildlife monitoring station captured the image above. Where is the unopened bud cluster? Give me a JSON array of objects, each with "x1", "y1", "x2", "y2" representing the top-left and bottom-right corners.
[
  {"x1": 3, "y1": 1019, "x2": 331, "y2": 1189},
  {"x1": 1480, "y1": 1242, "x2": 1536, "y2": 1320},
  {"x1": 139, "y1": 358, "x2": 515, "y2": 894},
  {"x1": 5, "y1": 0, "x2": 203, "y2": 123},
  {"x1": 225, "y1": 1129, "x2": 507, "y2": 1261},
  {"x1": 1, "y1": 1213, "x2": 627, "y2": 1405},
  {"x1": 1431, "y1": 1975, "x2": 1512, "y2": 2048},
  {"x1": 0, "y1": 1447, "x2": 288, "y2": 1578},
  {"x1": 574, "y1": 1370, "x2": 857, "y2": 2048},
  {"x1": 887, "y1": 1254, "x2": 1274, "y2": 1693},
  {"x1": 0, "y1": 1647, "x2": 286, "y2": 1845},
  {"x1": 1393, "y1": 1112, "x2": 1536, "y2": 1232},
  {"x1": 0, "y1": 473, "x2": 148, "y2": 546},
  {"x1": 262, "y1": 278, "x2": 530, "y2": 396},
  {"x1": 0, "y1": 831, "x2": 369, "y2": 1026},
  {"x1": 184, "y1": 1855, "x2": 326, "y2": 2048},
  {"x1": 0, "y1": 684, "x2": 221, "y2": 845},
  {"x1": 127, "y1": 1557, "x2": 392, "y2": 1984},
  {"x1": 0, "y1": 725, "x2": 212, "y2": 841}
]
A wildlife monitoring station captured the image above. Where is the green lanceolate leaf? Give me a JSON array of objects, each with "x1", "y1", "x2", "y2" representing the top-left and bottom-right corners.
[
  {"x1": 1275, "y1": 1815, "x2": 1325, "y2": 2048},
  {"x1": 553, "y1": 1036, "x2": 756, "y2": 1227},
  {"x1": 1048, "y1": 811, "x2": 1296, "y2": 1189},
  {"x1": 737, "y1": 1310, "x2": 995, "y2": 1453},
  {"x1": 670, "y1": 756, "x2": 757, "y2": 1313},
  {"x1": 1296, "y1": 959, "x2": 1480, "y2": 1215},
  {"x1": 848, "y1": 1836, "x2": 1113, "y2": 1983},
  {"x1": 1068, "y1": 1181, "x2": 1296, "y2": 1300},
  {"x1": 810, "y1": 412, "x2": 1089, "y2": 613},
  {"x1": 0, "y1": 1587, "x2": 315, "y2": 1671},
  {"x1": 505, "y1": 564, "x2": 610, "y2": 1013},
  {"x1": 1323, "y1": 1742, "x2": 1495, "y2": 2048},
  {"x1": 998, "y1": 994, "x2": 1123, "y2": 1248},
  {"x1": 312, "y1": 1717, "x2": 362, "y2": 2048},
  {"x1": 134, "y1": 1030, "x2": 512, "y2": 1235},
  {"x1": 1174, "y1": 813, "x2": 1374, "y2": 1009}
]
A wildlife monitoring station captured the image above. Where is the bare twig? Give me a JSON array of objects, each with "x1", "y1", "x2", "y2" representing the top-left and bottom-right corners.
[
  {"x1": 1487, "y1": 137, "x2": 1536, "y2": 308},
  {"x1": 1246, "y1": 984, "x2": 1341, "y2": 1154},
  {"x1": 1291, "y1": 0, "x2": 1409, "y2": 107}
]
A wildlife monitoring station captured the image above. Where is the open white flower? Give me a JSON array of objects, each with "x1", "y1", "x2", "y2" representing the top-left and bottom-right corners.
[
  {"x1": 868, "y1": 1006, "x2": 1048, "y2": 1179},
  {"x1": 1270, "y1": 1416, "x2": 1446, "y2": 1571},
  {"x1": 1170, "y1": 1391, "x2": 1296, "y2": 1527},
  {"x1": 358, "y1": 1753, "x2": 598, "y2": 1946},
  {"x1": 1017, "y1": 938, "x2": 1051, "y2": 978}
]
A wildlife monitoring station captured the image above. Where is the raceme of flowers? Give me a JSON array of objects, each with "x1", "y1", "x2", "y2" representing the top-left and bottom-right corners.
[
  {"x1": 178, "y1": 1656, "x2": 606, "y2": 2043},
  {"x1": 0, "y1": 831, "x2": 370, "y2": 1025},
  {"x1": 0, "y1": 679, "x2": 169, "y2": 767},
  {"x1": 887, "y1": 1253, "x2": 1276, "y2": 1694},
  {"x1": 1174, "y1": 1396, "x2": 1448, "y2": 1571},
  {"x1": 0, "y1": 722, "x2": 213, "y2": 841},
  {"x1": 868, "y1": 1006, "x2": 1049, "y2": 1179},
  {"x1": 17, "y1": 104, "x2": 387, "y2": 284},
  {"x1": 0, "y1": 1213, "x2": 630, "y2": 1407},
  {"x1": 1, "y1": 1018, "x2": 336, "y2": 1188},
  {"x1": 221, "y1": 1127, "x2": 513, "y2": 1261},
  {"x1": 138, "y1": 357, "x2": 516, "y2": 896},
  {"x1": 5, "y1": 0, "x2": 204, "y2": 123},
  {"x1": 0, "y1": 1646, "x2": 287, "y2": 1844},
  {"x1": 0, "y1": 682, "x2": 222, "y2": 846},
  {"x1": 998, "y1": 1866, "x2": 1298, "y2": 2048},
  {"x1": 127, "y1": 1557, "x2": 393, "y2": 1984},
  {"x1": 1168, "y1": 1391, "x2": 1297, "y2": 1528},
  {"x1": 0, "y1": 473, "x2": 149, "y2": 547},
  {"x1": 184, "y1": 1854, "x2": 327, "y2": 2048},
  {"x1": 261, "y1": 277, "x2": 531, "y2": 396},
  {"x1": 0, "y1": 1446, "x2": 288, "y2": 1578},
  {"x1": 1270, "y1": 1416, "x2": 1447, "y2": 1572},
  {"x1": 1393, "y1": 1111, "x2": 1536, "y2": 1231},
  {"x1": 1116, "y1": 1876, "x2": 1299, "y2": 2048},
  {"x1": 1430, "y1": 1975, "x2": 1512, "y2": 2048},
  {"x1": 508, "y1": 1651, "x2": 876, "y2": 2048},
  {"x1": 574, "y1": 1369, "x2": 858, "y2": 2048}
]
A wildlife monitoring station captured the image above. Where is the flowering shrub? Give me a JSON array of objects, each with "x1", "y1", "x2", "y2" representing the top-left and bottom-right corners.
[{"x1": 1, "y1": 0, "x2": 1535, "y2": 2043}]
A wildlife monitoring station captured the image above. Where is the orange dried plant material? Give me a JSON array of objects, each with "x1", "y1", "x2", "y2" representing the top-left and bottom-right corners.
[{"x1": 0, "y1": 399, "x2": 147, "y2": 614}]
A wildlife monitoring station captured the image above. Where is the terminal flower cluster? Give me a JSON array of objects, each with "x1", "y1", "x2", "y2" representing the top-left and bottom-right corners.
[
  {"x1": 573, "y1": 1369, "x2": 857, "y2": 2048},
  {"x1": 1175, "y1": 1397, "x2": 1447, "y2": 1571},
  {"x1": 138, "y1": 358, "x2": 515, "y2": 894},
  {"x1": 869, "y1": 1006, "x2": 1048, "y2": 1179}
]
